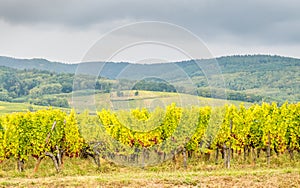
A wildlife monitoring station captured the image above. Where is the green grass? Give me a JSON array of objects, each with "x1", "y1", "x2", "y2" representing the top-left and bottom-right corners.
[
  {"x1": 0, "y1": 101, "x2": 41, "y2": 115},
  {"x1": 0, "y1": 101, "x2": 69, "y2": 115}
]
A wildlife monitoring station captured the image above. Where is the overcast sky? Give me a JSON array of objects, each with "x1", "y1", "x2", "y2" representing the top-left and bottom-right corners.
[{"x1": 0, "y1": 0, "x2": 300, "y2": 63}]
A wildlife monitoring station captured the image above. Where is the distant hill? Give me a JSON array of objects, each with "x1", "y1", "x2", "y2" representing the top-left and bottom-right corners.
[
  {"x1": 0, "y1": 55, "x2": 299, "y2": 104},
  {"x1": 1, "y1": 55, "x2": 299, "y2": 78},
  {"x1": 0, "y1": 56, "x2": 77, "y2": 73}
]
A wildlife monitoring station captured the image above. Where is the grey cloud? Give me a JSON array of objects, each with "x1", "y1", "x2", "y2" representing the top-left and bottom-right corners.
[{"x1": 0, "y1": 0, "x2": 300, "y2": 53}]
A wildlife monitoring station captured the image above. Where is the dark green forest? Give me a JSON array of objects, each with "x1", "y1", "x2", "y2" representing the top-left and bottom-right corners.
[{"x1": 133, "y1": 78, "x2": 177, "y2": 93}]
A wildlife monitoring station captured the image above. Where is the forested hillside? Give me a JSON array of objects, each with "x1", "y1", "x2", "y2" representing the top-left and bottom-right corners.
[
  {"x1": 0, "y1": 66, "x2": 112, "y2": 107},
  {"x1": 188, "y1": 55, "x2": 300, "y2": 103},
  {"x1": 0, "y1": 55, "x2": 299, "y2": 106}
]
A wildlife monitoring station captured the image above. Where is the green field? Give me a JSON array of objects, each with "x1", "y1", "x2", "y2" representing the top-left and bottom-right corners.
[
  {"x1": 0, "y1": 101, "x2": 69, "y2": 115},
  {"x1": 0, "y1": 90, "x2": 249, "y2": 115},
  {"x1": 0, "y1": 101, "x2": 43, "y2": 115},
  {"x1": 71, "y1": 90, "x2": 251, "y2": 112}
]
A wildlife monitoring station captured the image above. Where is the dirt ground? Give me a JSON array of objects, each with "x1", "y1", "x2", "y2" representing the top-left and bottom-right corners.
[{"x1": 1, "y1": 169, "x2": 299, "y2": 187}]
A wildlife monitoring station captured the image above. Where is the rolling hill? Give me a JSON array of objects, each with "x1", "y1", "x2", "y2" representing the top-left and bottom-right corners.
[{"x1": 0, "y1": 55, "x2": 299, "y2": 107}]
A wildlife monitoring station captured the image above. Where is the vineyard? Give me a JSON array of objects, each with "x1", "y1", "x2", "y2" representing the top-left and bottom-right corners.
[{"x1": 0, "y1": 102, "x2": 299, "y2": 173}]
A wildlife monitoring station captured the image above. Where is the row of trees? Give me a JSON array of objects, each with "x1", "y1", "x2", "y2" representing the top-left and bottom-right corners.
[
  {"x1": 132, "y1": 79, "x2": 176, "y2": 93},
  {"x1": 196, "y1": 87, "x2": 264, "y2": 103},
  {"x1": 0, "y1": 102, "x2": 299, "y2": 171}
]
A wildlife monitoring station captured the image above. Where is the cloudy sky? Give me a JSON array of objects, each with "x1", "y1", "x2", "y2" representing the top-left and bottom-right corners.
[{"x1": 0, "y1": 0, "x2": 300, "y2": 63}]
